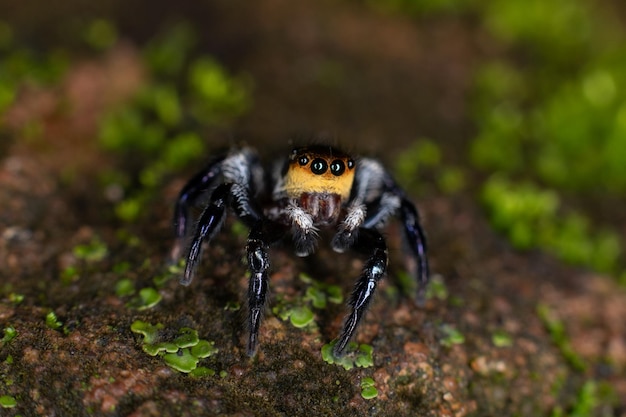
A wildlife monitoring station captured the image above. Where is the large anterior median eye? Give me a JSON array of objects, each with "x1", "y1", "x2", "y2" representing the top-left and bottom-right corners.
[
  {"x1": 330, "y1": 160, "x2": 345, "y2": 176},
  {"x1": 311, "y1": 158, "x2": 328, "y2": 174}
]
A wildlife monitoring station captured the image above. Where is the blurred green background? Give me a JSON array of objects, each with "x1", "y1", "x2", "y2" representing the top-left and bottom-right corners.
[{"x1": 1, "y1": 0, "x2": 624, "y2": 279}]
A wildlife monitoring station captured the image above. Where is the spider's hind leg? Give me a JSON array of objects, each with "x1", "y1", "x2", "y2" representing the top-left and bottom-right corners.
[{"x1": 399, "y1": 198, "x2": 429, "y2": 303}]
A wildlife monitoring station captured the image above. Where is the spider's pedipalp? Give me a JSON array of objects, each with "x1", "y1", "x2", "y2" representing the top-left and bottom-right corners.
[
  {"x1": 286, "y1": 202, "x2": 318, "y2": 256},
  {"x1": 332, "y1": 202, "x2": 366, "y2": 252}
]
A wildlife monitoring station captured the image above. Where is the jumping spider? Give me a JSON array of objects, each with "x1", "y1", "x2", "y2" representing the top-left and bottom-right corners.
[{"x1": 171, "y1": 145, "x2": 429, "y2": 356}]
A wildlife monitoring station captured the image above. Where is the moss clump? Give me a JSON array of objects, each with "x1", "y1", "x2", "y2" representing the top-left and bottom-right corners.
[
  {"x1": 0, "y1": 395, "x2": 17, "y2": 408},
  {"x1": 537, "y1": 303, "x2": 586, "y2": 372},
  {"x1": 45, "y1": 312, "x2": 63, "y2": 331},
  {"x1": 440, "y1": 324, "x2": 465, "y2": 348},
  {"x1": 273, "y1": 273, "x2": 344, "y2": 330},
  {"x1": 321, "y1": 341, "x2": 374, "y2": 370},
  {"x1": 130, "y1": 321, "x2": 219, "y2": 374},
  {"x1": 73, "y1": 237, "x2": 108, "y2": 262},
  {"x1": 360, "y1": 377, "x2": 378, "y2": 400},
  {"x1": 1, "y1": 327, "x2": 16, "y2": 343}
]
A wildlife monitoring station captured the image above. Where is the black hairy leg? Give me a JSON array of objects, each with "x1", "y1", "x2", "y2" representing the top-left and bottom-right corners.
[
  {"x1": 172, "y1": 156, "x2": 226, "y2": 260},
  {"x1": 334, "y1": 227, "x2": 388, "y2": 356},
  {"x1": 399, "y1": 198, "x2": 429, "y2": 303},
  {"x1": 181, "y1": 183, "x2": 232, "y2": 285},
  {"x1": 245, "y1": 221, "x2": 285, "y2": 356}
]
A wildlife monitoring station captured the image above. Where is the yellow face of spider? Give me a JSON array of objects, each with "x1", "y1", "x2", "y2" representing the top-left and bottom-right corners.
[{"x1": 282, "y1": 146, "x2": 356, "y2": 201}]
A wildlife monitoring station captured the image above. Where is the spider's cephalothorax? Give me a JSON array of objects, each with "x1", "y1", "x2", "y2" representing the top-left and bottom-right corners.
[{"x1": 172, "y1": 145, "x2": 429, "y2": 357}]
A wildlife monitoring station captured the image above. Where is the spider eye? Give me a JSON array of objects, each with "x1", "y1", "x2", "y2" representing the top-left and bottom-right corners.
[
  {"x1": 330, "y1": 160, "x2": 345, "y2": 176},
  {"x1": 347, "y1": 159, "x2": 355, "y2": 169},
  {"x1": 310, "y1": 158, "x2": 328, "y2": 175},
  {"x1": 298, "y1": 156, "x2": 309, "y2": 166}
]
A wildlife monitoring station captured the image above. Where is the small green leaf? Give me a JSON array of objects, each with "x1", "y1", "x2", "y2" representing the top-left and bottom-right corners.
[
  {"x1": 191, "y1": 340, "x2": 218, "y2": 358},
  {"x1": 174, "y1": 328, "x2": 199, "y2": 349},
  {"x1": 8, "y1": 293, "x2": 24, "y2": 304},
  {"x1": 289, "y1": 306, "x2": 315, "y2": 328},
  {"x1": 129, "y1": 287, "x2": 162, "y2": 310},
  {"x1": 73, "y1": 238, "x2": 108, "y2": 262},
  {"x1": 0, "y1": 395, "x2": 17, "y2": 408},
  {"x1": 492, "y1": 329, "x2": 513, "y2": 347},
  {"x1": 305, "y1": 286, "x2": 327, "y2": 309},
  {"x1": 115, "y1": 279, "x2": 135, "y2": 297},
  {"x1": 321, "y1": 341, "x2": 374, "y2": 370},
  {"x1": 440, "y1": 324, "x2": 465, "y2": 347},
  {"x1": 360, "y1": 377, "x2": 378, "y2": 399},
  {"x1": 1, "y1": 327, "x2": 17, "y2": 343},
  {"x1": 361, "y1": 386, "x2": 378, "y2": 400},
  {"x1": 190, "y1": 366, "x2": 216, "y2": 377},
  {"x1": 130, "y1": 320, "x2": 164, "y2": 345},
  {"x1": 163, "y1": 348, "x2": 198, "y2": 373},
  {"x1": 325, "y1": 285, "x2": 343, "y2": 304},
  {"x1": 45, "y1": 312, "x2": 62, "y2": 330},
  {"x1": 425, "y1": 275, "x2": 448, "y2": 301}
]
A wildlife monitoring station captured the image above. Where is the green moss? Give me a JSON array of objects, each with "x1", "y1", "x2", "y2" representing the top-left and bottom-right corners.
[
  {"x1": 305, "y1": 286, "x2": 327, "y2": 309},
  {"x1": 163, "y1": 349, "x2": 199, "y2": 373},
  {"x1": 127, "y1": 287, "x2": 162, "y2": 310},
  {"x1": 191, "y1": 340, "x2": 218, "y2": 359},
  {"x1": 114, "y1": 198, "x2": 142, "y2": 222},
  {"x1": 73, "y1": 237, "x2": 108, "y2": 262},
  {"x1": 143, "y1": 23, "x2": 196, "y2": 77},
  {"x1": 190, "y1": 366, "x2": 217, "y2": 377},
  {"x1": 569, "y1": 380, "x2": 597, "y2": 417},
  {"x1": 83, "y1": 19, "x2": 118, "y2": 50},
  {"x1": 395, "y1": 139, "x2": 441, "y2": 185},
  {"x1": 188, "y1": 57, "x2": 251, "y2": 124},
  {"x1": 360, "y1": 377, "x2": 379, "y2": 400},
  {"x1": 131, "y1": 321, "x2": 165, "y2": 349},
  {"x1": 45, "y1": 312, "x2": 63, "y2": 330},
  {"x1": 1, "y1": 327, "x2": 16, "y2": 343},
  {"x1": 289, "y1": 306, "x2": 315, "y2": 328},
  {"x1": 0, "y1": 395, "x2": 16, "y2": 408},
  {"x1": 223, "y1": 301, "x2": 241, "y2": 311},
  {"x1": 537, "y1": 303, "x2": 586, "y2": 372},
  {"x1": 8, "y1": 293, "x2": 23, "y2": 305},
  {"x1": 60, "y1": 265, "x2": 79, "y2": 285},
  {"x1": 172, "y1": 328, "x2": 199, "y2": 349},
  {"x1": 130, "y1": 321, "x2": 218, "y2": 373},
  {"x1": 440, "y1": 324, "x2": 465, "y2": 347},
  {"x1": 482, "y1": 175, "x2": 622, "y2": 274},
  {"x1": 273, "y1": 274, "x2": 343, "y2": 330},
  {"x1": 491, "y1": 329, "x2": 513, "y2": 348},
  {"x1": 321, "y1": 341, "x2": 374, "y2": 370},
  {"x1": 115, "y1": 279, "x2": 135, "y2": 297},
  {"x1": 425, "y1": 274, "x2": 448, "y2": 301}
]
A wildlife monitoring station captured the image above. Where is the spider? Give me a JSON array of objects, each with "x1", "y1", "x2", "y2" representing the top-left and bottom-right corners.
[{"x1": 171, "y1": 144, "x2": 429, "y2": 357}]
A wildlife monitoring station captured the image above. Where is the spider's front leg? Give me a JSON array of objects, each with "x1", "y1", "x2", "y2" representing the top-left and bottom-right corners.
[
  {"x1": 245, "y1": 221, "x2": 285, "y2": 356},
  {"x1": 334, "y1": 227, "x2": 388, "y2": 356},
  {"x1": 172, "y1": 156, "x2": 226, "y2": 261},
  {"x1": 181, "y1": 183, "x2": 232, "y2": 285}
]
